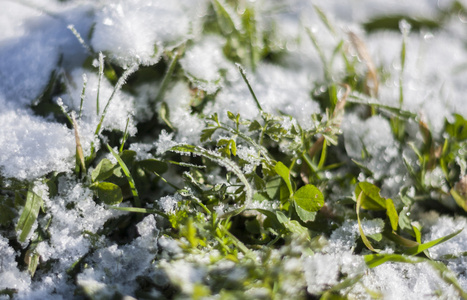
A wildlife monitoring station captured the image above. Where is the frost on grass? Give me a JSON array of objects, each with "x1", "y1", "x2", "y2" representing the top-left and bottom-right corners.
[
  {"x1": 158, "y1": 194, "x2": 182, "y2": 215},
  {"x1": 62, "y1": 68, "x2": 137, "y2": 136},
  {"x1": 367, "y1": 29, "x2": 467, "y2": 136}
]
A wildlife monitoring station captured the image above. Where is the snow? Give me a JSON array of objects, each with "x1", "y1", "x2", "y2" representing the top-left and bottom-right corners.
[
  {"x1": 77, "y1": 215, "x2": 159, "y2": 297},
  {"x1": 0, "y1": 102, "x2": 75, "y2": 180},
  {"x1": 304, "y1": 252, "x2": 366, "y2": 294},
  {"x1": 91, "y1": 0, "x2": 209, "y2": 67},
  {"x1": 158, "y1": 194, "x2": 181, "y2": 215},
  {"x1": 180, "y1": 36, "x2": 234, "y2": 94},
  {"x1": 343, "y1": 114, "x2": 404, "y2": 181},
  {"x1": 0, "y1": 235, "x2": 31, "y2": 292}
]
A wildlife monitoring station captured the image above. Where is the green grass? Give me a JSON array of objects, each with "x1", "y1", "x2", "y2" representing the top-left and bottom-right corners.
[{"x1": 2, "y1": 1, "x2": 467, "y2": 299}]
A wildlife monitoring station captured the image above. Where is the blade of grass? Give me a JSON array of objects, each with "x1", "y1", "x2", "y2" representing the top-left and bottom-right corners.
[
  {"x1": 107, "y1": 144, "x2": 140, "y2": 207},
  {"x1": 56, "y1": 97, "x2": 73, "y2": 125},
  {"x1": 109, "y1": 206, "x2": 168, "y2": 219},
  {"x1": 404, "y1": 228, "x2": 463, "y2": 256},
  {"x1": 67, "y1": 24, "x2": 92, "y2": 54},
  {"x1": 236, "y1": 63, "x2": 263, "y2": 112},
  {"x1": 399, "y1": 20, "x2": 410, "y2": 107},
  {"x1": 312, "y1": 4, "x2": 337, "y2": 36},
  {"x1": 119, "y1": 117, "x2": 130, "y2": 153},
  {"x1": 96, "y1": 52, "x2": 104, "y2": 116},
  {"x1": 95, "y1": 62, "x2": 139, "y2": 137},
  {"x1": 72, "y1": 113, "x2": 86, "y2": 174},
  {"x1": 348, "y1": 94, "x2": 417, "y2": 119},
  {"x1": 78, "y1": 74, "x2": 87, "y2": 119},
  {"x1": 356, "y1": 191, "x2": 380, "y2": 253},
  {"x1": 155, "y1": 47, "x2": 184, "y2": 104},
  {"x1": 306, "y1": 27, "x2": 330, "y2": 81},
  {"x1": 16, "y1": 183, "x2": 44, "y2": 243}
]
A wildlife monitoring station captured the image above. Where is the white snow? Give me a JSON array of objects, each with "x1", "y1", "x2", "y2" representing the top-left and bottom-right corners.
[
  {"x1": 91, "y1": 0, "x2": 208, "y2": 67},
  {"x1": 0, "y1": 100, "x2": 75, "y2": 180}
]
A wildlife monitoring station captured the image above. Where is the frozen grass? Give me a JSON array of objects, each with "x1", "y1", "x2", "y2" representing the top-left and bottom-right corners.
[{"x1": 2, "y1": 0, "x2": 467, "y2": 299}]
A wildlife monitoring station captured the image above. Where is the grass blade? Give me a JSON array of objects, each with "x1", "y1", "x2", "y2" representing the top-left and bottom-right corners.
[
  {"x1": 16, "y1": 183, "x2": 44, "y2": 243},
  {"x1": 236, "y1": 63, "x2": 263, "y2": 112},
  {"x1": 119, "y1": 117, "x2": 130, "y2": 153},
  {"x1": 78, "y1": 74, "x2": 87, "y2": 119},
  {"x1": 404, "y1": 228, "x2": 463, "y2": 256},
  {"x1": 96, "y1": 52, "x2": 104, "y2": 116},
  {"x1": 107, "y1": 144, "x2": 140, "y2": 207},
  {"x1": 95, "y1": 62, "x2": 139, "y2": 137},
  {"x1": 109, "y1": 206, "x2": 168, "y2": 219},
  {"x1": 72, "y1": 113, "x2": 86, "y2": 173},
  {"x1": 356, "y1": 191, "x2": 380, "y2": 253}
]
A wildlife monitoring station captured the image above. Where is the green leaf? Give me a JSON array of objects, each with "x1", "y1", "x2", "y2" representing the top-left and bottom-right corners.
[
  {"x1": 367, "y1": 233, "x2": 383, "y2": 242},
  {"x1": 355, "y1": 182, "x2": 386, "y2": 210},
  {"x1": 227, "y1": 111, "x2": 236, "y2": 121},
  {"x1": 211, "y1": 0, "x2": 240, "y2": 36},
  {"x1": 16, "y1": 184, "x2": 43, "y2": 243},
  {"x1": 265, "y1": 177, "x2": 282, "y2": 200},
  {"x1": 356, "y1": 191, "x2": 380, "y2": 253},
  {"x1": 171, "y1": 144, "x2": 197, "y2": 154},
  {"x1": 293, "y1": 184, "x2": 324, "y2": 212},
  {"x1": 95, "y1": 182, "x2": 123, "y2": 205},
  {"x1": 404, "y1": 228, "x2": 463, "y2": 256},
  {"x1": 200, "y1": 127, "x2": 218, "y2": 142},
  {"x1": 91, "y1": 158, "x2": 116, "y2": 182},
  {"x1": 275, "y1": 161, "x2": 293, "y2": 195},
  {"x1": 276, "y1": 211, "x2": 309, "y2": 238},
  {"x1": 451, "y1": 188, "x2": 467, "y2": 212},
  {"x1": 364, "y1": 253, "x2": 423, "y2": 269},
  {"x1": 107, "y1": 144, "x2": 140, "y2": 207},
  {"x1": 248, "y1": 120, "x2": 262, "y2": 131},
  {"x1": 230, "y1": 139, "x2": 237, "y2": 156},
  {"x1": 120, "y1": 150, "x2": 137, "y2": 166},
  {"x1": 138, "y1": 159, "x2": 168, "y2": 174},
  {"x1": 255, "y1": 209, "x2": 285, "y2": 231},
  {"x1": 108, "y1": 206, "x2": 167, "y2": 218},
  {"x1": 385, "y1": 198, "x2": 399, "y2": 231},
  {"x1": 295, "y1": 204, "x2": 317, "y2": 222},
  {"x1": 446, "y1": 114, "x2": 467, "y2": 141}
]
